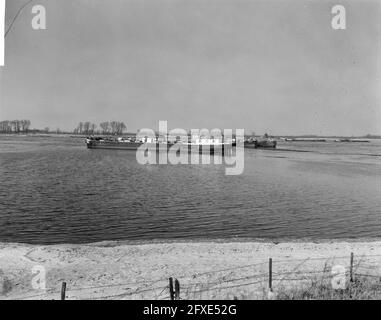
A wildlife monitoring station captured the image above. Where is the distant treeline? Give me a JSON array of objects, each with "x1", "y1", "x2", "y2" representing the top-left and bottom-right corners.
[
  {"x1": 0, "y1": 120, "x2": 127, "y2": 135},
  {"x1": 73, "y1": 121, "x2": 127, "y2": 135},
  {"x1": 0, "y1": 120, "x2": 31, "y2": 133},
  {"x1": 1, "y1": 119, "x2": 380, "y2": 139}
]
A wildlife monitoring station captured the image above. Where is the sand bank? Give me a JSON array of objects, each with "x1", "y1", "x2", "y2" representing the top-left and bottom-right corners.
[{"x1": 1, "y1": 240, "x2": 380, "y2": 300}]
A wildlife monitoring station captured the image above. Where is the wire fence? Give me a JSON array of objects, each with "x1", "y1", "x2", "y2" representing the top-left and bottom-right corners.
[{"x1": 4, "y1": 252, "x2": 381, "y2": 300}]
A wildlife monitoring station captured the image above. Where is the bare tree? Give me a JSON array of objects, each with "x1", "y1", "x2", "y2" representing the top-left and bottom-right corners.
[
  {"x1": 118, "y1": 122, "x2": 126, "y2": 135},
  {"x1": 83, "y1": 122, "x2": 90, "y2": 135},
  {"x1": 110, "y1": 121, "x2": 117, "y2": 135},
  {"x1": 0, "y1": 120, "x2": 32, "y2": 133},
  {"x1": 78, "y1": 122, "x2": 84, "y2": 134},
  {"x1": 90, "y1": 123, "x2": 97, "y2": 135},
  {"x1": 100, "y1": 122, "x2": 110, "y2": 135}
]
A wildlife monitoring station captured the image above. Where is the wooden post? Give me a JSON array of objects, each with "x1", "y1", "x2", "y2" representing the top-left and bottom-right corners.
[
  {"x1": 61, "y1": 282, "x2": 66, "y2": 300},
  {"x1": 174, "y1": 279, "x2": 180, "y2": 300},
  {"x1": 350, "y1": 252, "x2": 354, "y2": 283},
  {"x1": 169, "y1": 277, "x2": 175, "y2": 300},
  {"x1": 269, "y1": 258, "x2": 273, "y2": 292}
]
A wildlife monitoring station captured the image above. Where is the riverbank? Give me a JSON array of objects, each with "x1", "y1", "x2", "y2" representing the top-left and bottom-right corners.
[{"x1": 1, "y1": 240, "x2": 381, "y2": 300}]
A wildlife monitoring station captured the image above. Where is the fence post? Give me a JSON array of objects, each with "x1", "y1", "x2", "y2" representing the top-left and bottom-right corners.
[
  {"x1": 169, "y1": 277, "x2": 175, "y2": 300},
  {"x1": 350, "y1": 252, "x2": 354, "y2": 283},
  {"x1": 174, "y1": 279, "x2": 180, "y2": 300},
  {"x1": 61, "y1": 282, "x2": 66, "y2": 300},
  {"x1": 269, "y1": 258, "x2": 273, "y2": 292}
]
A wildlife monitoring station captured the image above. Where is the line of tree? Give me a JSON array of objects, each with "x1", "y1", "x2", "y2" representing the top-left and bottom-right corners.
[
  {"x1": 0, "y1": 120, "x2": 31, "y2": 133},
  {"x1": 73, "y1": 121, "x2": 127, "y2": 135}
]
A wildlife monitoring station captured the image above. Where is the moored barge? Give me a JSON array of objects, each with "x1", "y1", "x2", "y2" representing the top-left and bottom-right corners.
[
  {"x1": 86, "y1": 137, "x2": 234, "y2": 154},
  {"x1": 86, "y1": 136, "x2": 277, "y2": 151},
  {"x1": 244, "y1": 138, "x2": 277, "y2": 149}
]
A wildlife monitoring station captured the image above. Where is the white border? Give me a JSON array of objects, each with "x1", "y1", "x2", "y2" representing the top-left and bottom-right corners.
[{"x1": 0, "y1": 0, "x2": 5, "y2": 66}]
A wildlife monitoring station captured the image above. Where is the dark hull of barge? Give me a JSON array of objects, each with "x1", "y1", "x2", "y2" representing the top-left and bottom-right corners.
[
  {"x1": 86, "y1": 140, "x2": 234, "y2": 154},
  {"x1": 244, "y1": 140, "x2": 277, "y2": 149},
  {"x1": 86, "y1": 140, "x2": 145, "y2": 150}
]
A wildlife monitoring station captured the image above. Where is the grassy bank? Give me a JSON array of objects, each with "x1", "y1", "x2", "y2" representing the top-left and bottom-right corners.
[{"x1": 274, "y1": 275, "x2": 381, "y2": 300}]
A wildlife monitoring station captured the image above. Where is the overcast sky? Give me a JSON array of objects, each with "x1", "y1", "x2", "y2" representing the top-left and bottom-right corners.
[{"x1": 0, "y1": 0, "x2": 380, "y2": 135}]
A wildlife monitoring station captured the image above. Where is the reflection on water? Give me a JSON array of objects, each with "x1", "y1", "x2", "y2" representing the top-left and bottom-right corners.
[{"x1": 0, "y1": 136, "x2": 380, "y2": 244}]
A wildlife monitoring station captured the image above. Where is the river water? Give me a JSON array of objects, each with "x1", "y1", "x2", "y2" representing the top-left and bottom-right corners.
[{"x1": 0, "y1": 135, "x2": 380, "y2": 244}]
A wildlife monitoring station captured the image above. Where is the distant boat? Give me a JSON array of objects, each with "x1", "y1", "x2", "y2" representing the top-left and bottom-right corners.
[
  {"x1": 244, "y1": 137, "x2": 277, "y2": 149},
  {"x1": 86, "y1": 136, "x2": 148, "y2": 150}
]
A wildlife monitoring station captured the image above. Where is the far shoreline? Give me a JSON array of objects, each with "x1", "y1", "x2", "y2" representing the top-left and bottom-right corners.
[
  {"x1": 1, "y1": 133, "x2": 381, "y2": 140},
  {"x1": 2, "y1": 237, "x2": 381, "y2": 248}
]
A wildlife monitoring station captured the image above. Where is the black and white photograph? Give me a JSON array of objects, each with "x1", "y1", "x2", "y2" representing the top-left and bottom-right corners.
[{"x1": 0, "y1": 0, "x2": 381, "y2": 306}]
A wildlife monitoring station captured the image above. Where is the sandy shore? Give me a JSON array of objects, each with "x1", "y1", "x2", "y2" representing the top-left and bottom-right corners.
[{"x1": 1, "y1": 240, "x2": 381, "y2": 300}]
